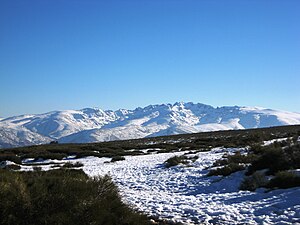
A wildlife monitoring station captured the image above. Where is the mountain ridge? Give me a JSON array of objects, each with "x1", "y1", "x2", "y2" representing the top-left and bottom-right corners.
[{"x1": 1, "y1": 102, "x2": 300, "y2": 148}]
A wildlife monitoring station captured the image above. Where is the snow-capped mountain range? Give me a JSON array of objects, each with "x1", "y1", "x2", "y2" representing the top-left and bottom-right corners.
[{"x1": 1, "y1": 102, "x2": 300, "y2": 148}]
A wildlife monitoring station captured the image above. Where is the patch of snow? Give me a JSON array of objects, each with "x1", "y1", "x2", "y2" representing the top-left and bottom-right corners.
[
  {"x1": 0, "y1": 160, "x2": 15, "y2": 168},
  {"x1": 263, "y1": 138, "x2": 289, "y2": 146},
  {"x1": 22, "y1": 158, "x2": 37, "y2": 163},
  {"x1": 31, "y1": 148, "x2": 297, "y2": 225}
]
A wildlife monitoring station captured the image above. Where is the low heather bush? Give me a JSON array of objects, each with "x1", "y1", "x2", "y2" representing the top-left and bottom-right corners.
[
  {"x1": 240, "y1": 171, "x2": 268, "y2": 191},
  {"x1": 208, "y1": 163, "x2": 245, "y2": 177},
  {"x1": 111, "y1": 156, "x2": 125, "y2": 162},
  {"x1": 164, "y1": 155, "x2": 189, "y2": 168},
  {"x1": 0, "y1": 169, "x2": 150, "y2": 225},
  {"x1": 266, "y1": 171, "x2": 300, "y2": 189}
]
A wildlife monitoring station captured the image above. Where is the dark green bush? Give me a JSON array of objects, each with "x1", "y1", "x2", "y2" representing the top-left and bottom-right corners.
[
  {"x1": 21, "y1": 152, "x2": 67, "y2": 161},
  {"x1": 75, "y1": 151, "x2": 102, "y2": 158},
  {"x1": 129, "y1": 150, "x2": 144, "y2": 155},
  {"x1": 285, "y1": 144, "x2": 300, "y2": 169},
  {"x1": 246, "y1": 145, "x2": 297, "y2": 175},
  {"x1": 73, "y1": 161, "x2": 84, "y2": 167},
  {"x1": 62, "y1": 162, "x2": 84, "y2": 168},
  {"x1": 213, "y1": 151, "x2": 257, "y2": 167},
  {"x1": 240, "y1": 172, "x2": 267, "y2": 191},
  {"x1": 0, "y1": 153, "x2": 21, "y2": 164},
  {"x1": 111, "y1": 156, "x2": 125, "y2": 162},
  {"x1": 4, "y1": 164, "x2": 21, "y2": 170},
  {"x1": 164, "y1": 155, "x2": 188, "y2": 168},
  {"x1": 208, "y1": 163, "x2": 245, "y2": 176},
  {"x1": 266, "y1": 171, "x2": 300, "y2": 189},
  {"x1": 0, "y1": 169, "x2": 150, "y2": 225}
]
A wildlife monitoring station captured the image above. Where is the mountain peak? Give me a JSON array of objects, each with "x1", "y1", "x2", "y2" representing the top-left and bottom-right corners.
[
  {"x1": 173, "y1": 101, "x2": 185, "y2": 106},
  {"x1": 1, "y1": 102, "x2": 300, "y2": 148},
  {"x1": 81, "y1": 107, "x2": 102, "y2": 113}
]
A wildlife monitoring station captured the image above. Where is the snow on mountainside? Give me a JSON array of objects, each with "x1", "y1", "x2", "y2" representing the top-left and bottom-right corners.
[
  {"x1": 1, "y1": 108, "x2": 118, "y2": 139},
  {"x1": 1, "y1": 102, "x2": 300, "y2": 148},
  {"x1": 0, "y1": 124, "x2": 52, "y2": 148}
]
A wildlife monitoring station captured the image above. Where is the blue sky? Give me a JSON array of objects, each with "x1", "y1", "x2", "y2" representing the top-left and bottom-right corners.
[{"x1": 0, "y1": 0, "x2": 299, "y2": 117}]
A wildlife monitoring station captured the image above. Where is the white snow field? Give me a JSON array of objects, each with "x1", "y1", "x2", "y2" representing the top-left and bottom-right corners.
[{"x1": 21, "y1": 148, "x2": 300, "y2": 225}]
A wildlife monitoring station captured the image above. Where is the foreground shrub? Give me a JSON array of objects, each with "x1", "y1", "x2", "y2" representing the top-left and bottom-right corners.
[
  {"x1": 247, "y1": 144, "x2": 300, "y2": 175},
  {"x1": 208, "y1": 163, "x2": 245, "y2": 177},
  {"x1": 266, "y1": 171, "x2": 300, "y2": 189},
  {"x1": 0, "y1": 169, "x2": 150, "y2": 225},
  {"x1": 240, "y1": 171, "x2": 267, "y2": 191}
]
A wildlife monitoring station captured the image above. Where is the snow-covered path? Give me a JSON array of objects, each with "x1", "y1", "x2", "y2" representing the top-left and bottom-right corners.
[{"x1": 71, "y1": 148, "x2": 300, "y2": 225}]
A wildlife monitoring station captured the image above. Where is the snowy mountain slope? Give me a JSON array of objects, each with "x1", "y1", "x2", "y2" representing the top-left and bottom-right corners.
[
  {"x1": 0, "y1": 123, "x2": 52, "y2": 148},
  {"x1": 58, "y1": 103, "x2": 300, "y2": 144},
  {"x1": 1, "y1": 102, "x2": 300, "y2": 147},
  {"x1": 1, "y1": 108, "x2": 119, "y2": 139}
]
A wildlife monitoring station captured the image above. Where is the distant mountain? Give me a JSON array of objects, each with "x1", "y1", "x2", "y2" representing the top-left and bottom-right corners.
[{"x1": 1, "y1": 102, "x2": 300, "y2": 148}]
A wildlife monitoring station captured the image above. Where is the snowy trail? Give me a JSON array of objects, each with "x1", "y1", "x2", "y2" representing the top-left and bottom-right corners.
[
  {"x1": 20, "y1": 148, "x2": 300, "y2": 224},
  {"x1": 73, "y1": 149, "x2": 300, "y2": 225}
]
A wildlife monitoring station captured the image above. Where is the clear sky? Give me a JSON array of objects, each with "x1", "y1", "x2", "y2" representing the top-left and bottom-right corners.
[{"x1": 0, "y1": 0, "x2": 299, "y2": 117}]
